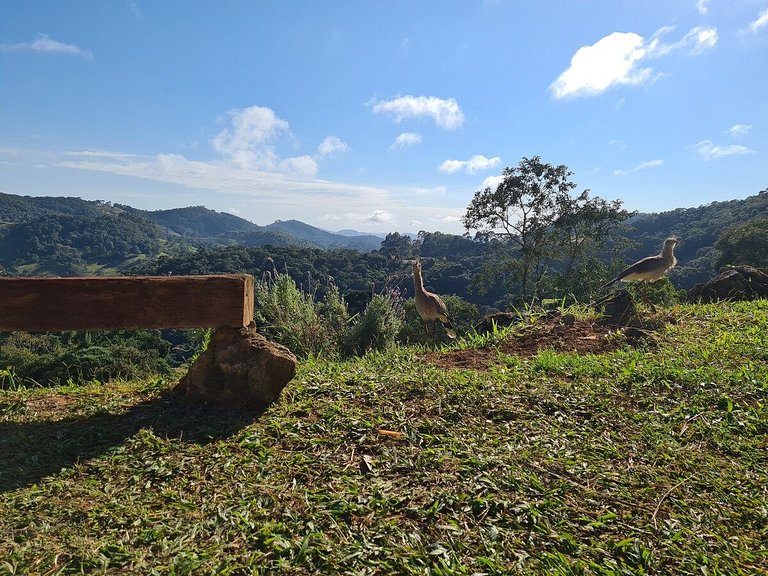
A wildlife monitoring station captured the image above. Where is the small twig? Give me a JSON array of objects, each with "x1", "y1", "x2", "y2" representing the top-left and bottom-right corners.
[
  {"x1": 678, "y1": 412, "x2": 706, "y2": 436},
  {"x1": 652, "y1": 475, "x2": 693, "y2": 529}
]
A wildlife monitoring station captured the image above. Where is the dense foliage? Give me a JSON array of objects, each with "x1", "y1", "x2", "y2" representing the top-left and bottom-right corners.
[
  {"x1": 714, "y1": 216, "x2": 768, "y2": 269},
  {"x1": 463, "y1": 157, "x2": 633, "y2": 302},
  {"x1": 0, "y1": 329, "x2": 182, "y2": 387},
  {"x1": 0, "y1": 213, "x2": 166, "y2": 274}
]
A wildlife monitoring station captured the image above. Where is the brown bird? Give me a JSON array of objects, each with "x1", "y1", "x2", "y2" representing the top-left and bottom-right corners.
[
  {"x1": 602, "y1": 237, "x2": 679, "y2": 306},
  {"x1": 412, "y1": 259, "x2": 457, "y2": 339}
]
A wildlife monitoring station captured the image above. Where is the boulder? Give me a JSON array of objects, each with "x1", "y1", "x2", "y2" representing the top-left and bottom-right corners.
[
  {"x1": 597, "y1": 289, "x2": 637, "y2": 327},
  {"x1": 178, "y1": 324, "x2": 297, "y2": 410},
  {"x1": 473, "y1": 312, "x2": 520, "y2": 335},
  {"x1": 688, "y1": 265, "x2": 768, "y2": 303}
]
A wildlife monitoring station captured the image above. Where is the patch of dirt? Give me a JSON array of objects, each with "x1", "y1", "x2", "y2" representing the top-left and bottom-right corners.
[
  {"x1": 25, "y1": 394, "x2": 78, "y2": 414},
  {"x1": 423, "y1": 318, "x2": 632, "y2": 371}
]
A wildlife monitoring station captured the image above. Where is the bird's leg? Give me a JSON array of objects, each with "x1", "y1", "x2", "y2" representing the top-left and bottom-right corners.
[
  {"x1": 422, "y1": 319, "x2": 430, "y2": 342},
  {"x1": 641, "y1": 282, "x2": 657, "y2": 312}
]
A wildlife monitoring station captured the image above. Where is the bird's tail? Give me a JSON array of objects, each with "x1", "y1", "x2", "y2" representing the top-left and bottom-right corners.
[
  {"x1": 601, "y1": 278, "x2": 619, "y2": 290},
  {"x1": 441, "y1": 319, "x2": 457, "y2": 339}
]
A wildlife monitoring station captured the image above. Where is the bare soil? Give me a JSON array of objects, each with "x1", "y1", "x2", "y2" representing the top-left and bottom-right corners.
[{"x1": 422, "y1": 318, "x2": 626, "y2": 370}]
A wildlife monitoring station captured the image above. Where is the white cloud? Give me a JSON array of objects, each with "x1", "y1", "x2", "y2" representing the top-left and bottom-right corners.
[
  {"x1": 368, "y1": 209, "x2": 393, "y2": 223},
  {"x1": 614, "y1": 159, "x2": 663, "y2": 176},
  {"x1": 550, "y1": 25, "x2": 717, "y2": 99},
  {"x1": 279, "y1": 155, "x2": 318, "y2": 178},
  {"x1": 748, "y1": 8, "x2": 768, "y2": 33},
  {"x1": 439, "y1": 154, "x2": 500, "y2": 174},
  {"x1": 646, "y1": 26, "x2": 718, "y2": 56},
  {"x1": 727, "y1": 124, "x2": 752, "y2": 137},
  {"x1": 390, "y1": 132, "x2": 422, "y2": 149},
  {"x1": 694, "y1": 140, "x2": 755, "y2": 160},
  {"x1": 211, "y1": 105, "x2": 290, "y2": 170},
  {"x1": 0, "y1": 34, "x2": 93, "y2": 59},
  {"x1": 481, "y1": 175, "x2": 504, "y2": 190},
  {"x1": 697, "y1": 0, "x2": 709, "y2": 15},
  {"x1": 317, "y1": 136, "x2": 349, "y2": 158},
  {"x1": 19, "y1": 102, "x2": 474, "y2": 234},
  {"x1": 413, "y1": 185, "x2": 447, "y2": 196},
  {"x1": 370, "y1": 95, "x2": 464, "y2": 130}
]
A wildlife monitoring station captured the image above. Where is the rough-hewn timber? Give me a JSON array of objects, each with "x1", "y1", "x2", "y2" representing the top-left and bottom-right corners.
[{"x1": 0, "y1": 275, "x2": 254, "y2": 332}]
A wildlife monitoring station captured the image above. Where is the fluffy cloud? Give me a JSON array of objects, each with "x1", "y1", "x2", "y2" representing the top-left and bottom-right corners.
[
  {"x1": 697, "y1": 0, "x2": 709, "y2": 15},
  {"x1": 370, "y1": 95, "x2": 464, "y2": 130},
  {"x1": 614, "y1": 159, "x2": 663, "y2": 176},
  {"x1": 390, "y1": 132, "x2": 422, "y2": 149},
  {"x1": 694, "y1": 140, "x2": 755, "y2": 160},
  {"x1": 0, "y1": 33, "x2": 93, "y2": 58},
  {"x1": 439, "y1": 154, "x2": 500, "y2": 174},
  {"x1": 211, "y1": 106, "x2": 290, "y2": 170},
  {"x1": 727, "y1": 124, "x2": 752, "y2": 137},
  {"x1": 550, "y1": 26, "x2": 717, "y2": 99},
  {"x1": 279, "y1": 155, "x2": 318, "y2": 177},
  {"x1": 481, "y1": 175, "x2": 504, "y2": 190},
  {"x1": 748, "y1": 8, "x2": 768, "y2": 33},
  {"x1": 368, "y1": 209, "x2": 393, "y2": 223},
  {"x1": 317, "y1": 136, "x2": 349, "y2": 158}
]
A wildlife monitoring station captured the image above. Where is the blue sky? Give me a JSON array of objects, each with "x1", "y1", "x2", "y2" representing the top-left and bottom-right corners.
[{"x1": 1, "y1": 1, "x2": 766, "y2": 235}]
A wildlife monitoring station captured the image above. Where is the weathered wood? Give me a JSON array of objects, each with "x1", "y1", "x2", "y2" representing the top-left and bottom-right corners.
[{"x1": 0, "y1": 275, "x2": 254, "y2": 332}]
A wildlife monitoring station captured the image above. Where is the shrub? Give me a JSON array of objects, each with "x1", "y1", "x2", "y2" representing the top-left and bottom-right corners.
[
  {"x1": 254, "y1": 272, "x2": 340, "y2": 359},
  {"x1": 344, "y1": 289, "x2": 405, "y2": 357}
]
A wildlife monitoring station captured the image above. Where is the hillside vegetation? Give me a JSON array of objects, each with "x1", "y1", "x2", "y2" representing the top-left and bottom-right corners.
[
  {"x1": 2, "y1": 190, "x2": 767, "y2": 296},
  {"x1": 1, "y1": 300, "x2": 766, "y2": 574}
]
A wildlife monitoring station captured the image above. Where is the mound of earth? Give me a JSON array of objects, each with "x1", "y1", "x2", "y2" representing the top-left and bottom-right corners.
[{"x1": 423, "y1": 317, "x2": 640, "y2": 371}]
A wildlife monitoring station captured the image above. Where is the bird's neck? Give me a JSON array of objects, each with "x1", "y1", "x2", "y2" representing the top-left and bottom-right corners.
[
  {"x1": 661, "y1": 243, "x2": 677, "y2": 266},
  {"x1": 413, "y1": 269, "x2": 425, "y2": 293}
]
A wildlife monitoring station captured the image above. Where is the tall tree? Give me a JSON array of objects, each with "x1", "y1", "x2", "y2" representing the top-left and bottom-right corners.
[
  {"x1": 463, "y1": 156, "x2": 631, "y2": 302},
  {"x1": 554, "y1": 190, "x2": 634, "y2": 272},
  {"x1": 463, "y1": 157, "x2": 576, "y2": 299}
]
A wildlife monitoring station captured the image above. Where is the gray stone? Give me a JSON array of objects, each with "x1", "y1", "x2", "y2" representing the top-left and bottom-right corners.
[{"x1": 178, "y1": 325, "x2": 297, "y2": 410}]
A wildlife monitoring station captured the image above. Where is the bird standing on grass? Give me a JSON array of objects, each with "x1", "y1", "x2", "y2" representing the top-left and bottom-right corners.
[
  {"x1": 602, "y1": 237, "x2": 679, "y2": 307},
  {"x1": 412, "y1": 259, "x2": 457, "y2": 339}
]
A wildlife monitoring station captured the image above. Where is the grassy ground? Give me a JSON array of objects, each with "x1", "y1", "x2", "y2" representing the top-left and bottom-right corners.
[{"x1": 1, "y1": 301, "x2": 767, "y2": 575}]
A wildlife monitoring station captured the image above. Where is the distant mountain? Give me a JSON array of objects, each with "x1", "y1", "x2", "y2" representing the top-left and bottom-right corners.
[
  {"x1": 124, "y1": 205, "x2": 260, "y2": 239},
  {"x1": 265, "y1": 220, "x2": 382, "y2": 252},
  {"x1": 335, "y1": 228, "x2": 385, "y2": 238},
  {"x1": 0, "y1": 192, "x2": 387, "y2": 276},
  {"x1": 0, "y1": 192, "x2": 117, "y2": 222}
]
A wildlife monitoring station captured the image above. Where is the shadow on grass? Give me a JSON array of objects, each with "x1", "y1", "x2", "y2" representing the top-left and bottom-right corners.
[{"x1": 0, "y1": 389, "x2": 262, "y2": 493}]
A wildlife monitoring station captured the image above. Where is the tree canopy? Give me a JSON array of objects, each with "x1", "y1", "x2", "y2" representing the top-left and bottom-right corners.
[{"x1": 463, "y1": 156, "x2": 631, "y2": 302}]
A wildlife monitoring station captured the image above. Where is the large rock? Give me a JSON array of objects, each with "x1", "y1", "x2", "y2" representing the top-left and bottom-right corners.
[
  {"x1": 178, "y1": 324, "x2": 297, "y2": 410},
  {"x1": 688, "y1": 265, "x2": 768, "y2": 303},
  {"x1": 597, "y1": 289, "x2": 637, "y2": 326},
  {"x1": 473, "y1": 312, "x2": 520, "y2": 335}
]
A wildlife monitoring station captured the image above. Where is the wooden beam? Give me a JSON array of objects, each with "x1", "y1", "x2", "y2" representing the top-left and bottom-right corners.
[{"x1": 0, "y1": 275, "x2": 254, "y2": 332}]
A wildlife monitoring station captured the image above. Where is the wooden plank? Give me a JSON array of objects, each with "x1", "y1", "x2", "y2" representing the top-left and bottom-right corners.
[{"x1": 0, "y1": 275, "x2": 254, "y2": 332}]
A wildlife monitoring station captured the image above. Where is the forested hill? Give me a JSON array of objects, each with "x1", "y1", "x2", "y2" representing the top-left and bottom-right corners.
[
  {"x1": 264, "y1": 220, "x2": 382, "y2": 252},
  {"x1": 0, "y1": 190, "x2": 766, "y2": 303},
  {"x1": 0, "y1": 193, "x2": 386, "y2": 275},
  {"x1": 122, "y1": 205, "x2": 259, "y2": 239}
]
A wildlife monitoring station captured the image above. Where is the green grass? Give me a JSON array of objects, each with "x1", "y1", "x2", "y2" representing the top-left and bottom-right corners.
[{"x1": 1, "y1": 301, "x2": 767, "y2": 575}]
